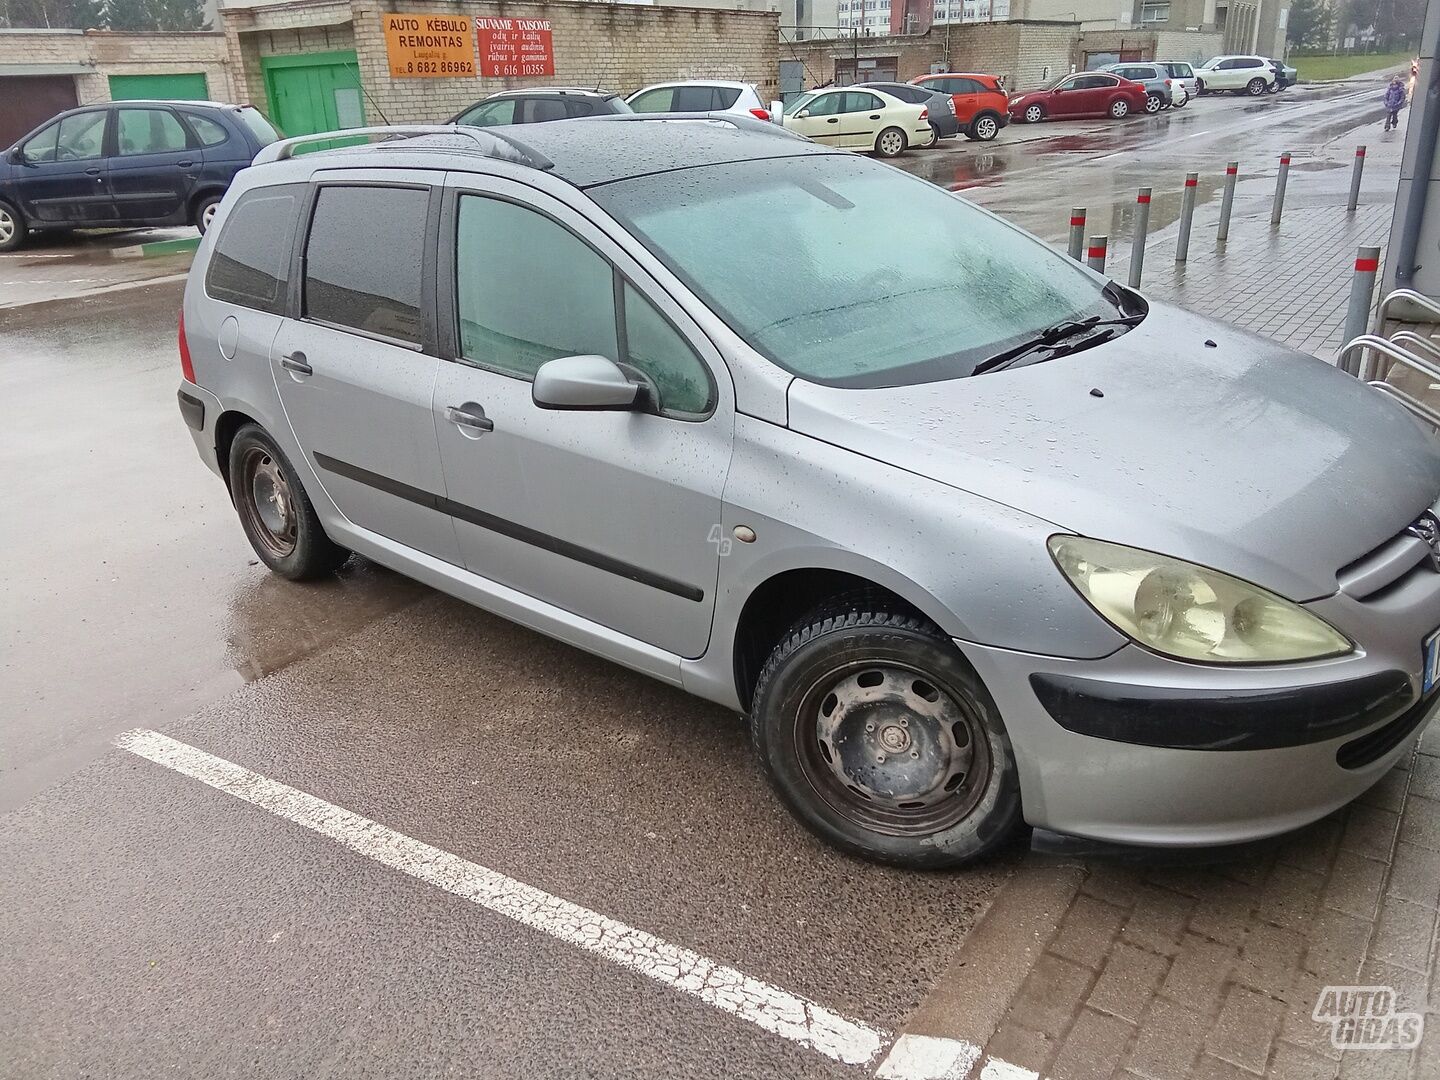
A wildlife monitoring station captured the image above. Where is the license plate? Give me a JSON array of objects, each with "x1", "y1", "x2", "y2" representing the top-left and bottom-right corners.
[{"x1": 1425, "y1": 629, "x2": 1440, "y2": 695}]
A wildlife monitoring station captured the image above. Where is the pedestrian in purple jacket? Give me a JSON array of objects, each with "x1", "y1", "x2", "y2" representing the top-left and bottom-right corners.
[{"x1": 1385, "y1": 75, "x2": 1407, "y2": 131}]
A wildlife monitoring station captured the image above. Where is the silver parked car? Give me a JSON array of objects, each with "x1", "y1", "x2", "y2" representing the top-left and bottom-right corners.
[
  {"x1": 1099, "y1": 62, "x2": 1178, "y2": 112},
  {"x1": 179, "y1": 118, "x2": 1440, "y2": 869}
]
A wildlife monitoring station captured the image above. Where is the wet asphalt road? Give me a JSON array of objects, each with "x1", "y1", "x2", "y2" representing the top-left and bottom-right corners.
[{"x1": 0, "y1": 73, "x2": 1400, "y2": 1079}]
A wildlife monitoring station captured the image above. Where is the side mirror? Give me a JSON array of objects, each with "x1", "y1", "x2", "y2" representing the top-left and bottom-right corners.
[
  {"x1": 795, "y1": 109, "x2": 811, "y2": 119},
  {"x1": 533, "y1": 354, "x2": 645, "y2": 411},
  {"x1": 7, "y1": 146, "x2": 26, "y2": 165}
]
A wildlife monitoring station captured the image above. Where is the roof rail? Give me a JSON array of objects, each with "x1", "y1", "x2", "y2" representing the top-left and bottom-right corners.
[
  {"x1": 252, "y1": 125, "x2": 553, "y2": 170},
  {"x1": 579, "y1": 112, "x2": 806, "y2": 142}
]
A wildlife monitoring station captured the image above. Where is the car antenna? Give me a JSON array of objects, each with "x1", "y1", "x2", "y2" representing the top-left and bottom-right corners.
[{"x1": 347, "y1": 62, "x2": 393, "y2": 126}]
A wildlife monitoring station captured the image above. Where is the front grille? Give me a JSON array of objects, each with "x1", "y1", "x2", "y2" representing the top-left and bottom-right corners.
[
  {"x1": 1337, "y1": 521, "x2": 1436, "y2": 601},
  {"x1": 1336, "y1": 692, "x2": 1437, "y2": 769}
]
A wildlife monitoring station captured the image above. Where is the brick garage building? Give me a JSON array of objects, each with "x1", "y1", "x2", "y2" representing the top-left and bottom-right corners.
[
  {"x1": 782, "y1": 20, "x2": 1078, "y2": 95},
  {"x1": 0, "y1": 28, "x2": 234, "y2": 147},
  {"x1": 221, "y1": 0, "x2": 780, "y2": 135}
]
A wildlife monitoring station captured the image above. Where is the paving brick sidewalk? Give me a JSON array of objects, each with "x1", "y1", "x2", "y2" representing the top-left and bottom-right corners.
[
  {"x1": 1105, "y1": 200, "x2": 1393, "y2": 360},
  {"x1": 897, "y1": 730, "x2": 1440, "y2": 1080}
]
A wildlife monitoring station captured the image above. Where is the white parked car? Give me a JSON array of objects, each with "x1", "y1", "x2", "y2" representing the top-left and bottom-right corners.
[
  {"x1": 1196, "y1": 55, "x2": 1277, "y2": 96},
  {"x1": 627, "y1": 80, "x2": 772, "y2": 121},
  {"x1": 1155, "y1": 60, "x2": 1201, "y2": 100},
  {"x1": 782, "y1": 86, "x2": 930, "y2": 158}
]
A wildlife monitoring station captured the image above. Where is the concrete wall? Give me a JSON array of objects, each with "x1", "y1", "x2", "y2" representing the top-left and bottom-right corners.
[
  {"x1": 1153, "y1": 28, "x2": 1222, "y2": 62},
  {"x1": 224, "y1": 0, "x2": 778, "y2": 122},
  {"x1": 782, "y1": 32, "x2": 945, "y2": 86},
  {"x1": 0, "y1": 28, "x2": 234, "y2": 104}
]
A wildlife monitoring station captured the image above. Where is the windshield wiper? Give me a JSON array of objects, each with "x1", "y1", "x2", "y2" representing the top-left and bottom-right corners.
[{"x1": 971, "y1": 313, "x2": 1140, "y2": 377}]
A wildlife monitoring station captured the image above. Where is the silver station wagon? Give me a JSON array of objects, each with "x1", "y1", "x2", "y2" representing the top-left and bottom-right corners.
[{"x1": 178, "y1": 118, "x2": 1440, "y2": 869}]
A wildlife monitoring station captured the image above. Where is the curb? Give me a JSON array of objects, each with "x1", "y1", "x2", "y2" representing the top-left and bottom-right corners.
[{"x1": 111, "y1": 236, "x2": 200, "y2": 260}]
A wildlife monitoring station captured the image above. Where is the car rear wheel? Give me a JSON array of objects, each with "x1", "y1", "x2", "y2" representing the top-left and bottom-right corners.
[
  {"x1": 195, "y1": 194, "x2": 223, "y2": 235},
  {"x1": 229, "y1": 424, "x2": 350, "y2": 581},
  {"x1": 969, "y1": 113, "x2": 1000, "y2": 141},
  {"x1": 1023, "y1": 103, "x2": 1045, "y2": 123},
  {"x1": 1195, "y1": 78, "x2": 1207, "y2": 94},
  {"x1": 920, "y1": 126, "x2": 939, "y2": 149},
  {"x1": 1247, "y1": 78, "x2": 1267, "y2": 96},
  {"x1": 750, "y1": 599, "x2": 1024, "y2": 869},
  {"x1": 1109, "y1": 98, "x2": 1131, "y2": 119},
  {"x1": 874, "y1": 127, "x2": 907, "y2": 158},
  {"x1": 0, "y1": 200, "x2": 27, "y2": 252},
  {"x1": 1144, "y1": 93, "x2": 1163, "y2": 114}
]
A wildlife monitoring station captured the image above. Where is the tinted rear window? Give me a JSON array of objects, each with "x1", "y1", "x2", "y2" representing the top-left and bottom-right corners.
[
  {"x1": 205, "y1": 184, "x2": 302, "y2": 313},
  {"x1": 303, "y1": 185, "x2": 428, "y2": 345}
]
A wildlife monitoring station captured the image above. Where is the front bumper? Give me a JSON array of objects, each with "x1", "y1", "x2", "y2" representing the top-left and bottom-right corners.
[{"x1": 956, "y1": 565, "x2": 1440, "y2": 846}]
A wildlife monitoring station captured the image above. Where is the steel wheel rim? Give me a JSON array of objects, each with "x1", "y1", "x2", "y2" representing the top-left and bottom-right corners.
[
  {"x1": 0, "y1": 209, "x2": 13, "y2": 244},
  {"x1": 1025, "y1": 105, "x2": 1042, "y2": 123},
  {"x1": 239, "y1": 446, "x2": 297, "y2": 559},
  {"x1": 794, "y1": 661, "x2": 992, "y2": 837},
  {"x1": 977, "y1": 117, "x2": 997, "y2": 139},
  {"x1": 879, "y1": 131, "x2": 903, "y2": 155}
]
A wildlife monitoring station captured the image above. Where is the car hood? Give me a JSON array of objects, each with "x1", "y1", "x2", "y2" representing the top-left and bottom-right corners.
[{"x1": 786, "y1": 302, "x2": 1440, "y2": 600}]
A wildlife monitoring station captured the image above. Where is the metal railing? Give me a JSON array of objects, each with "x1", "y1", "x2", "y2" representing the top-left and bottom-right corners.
[
  {"x1": 1338, "y1": 311, "x2": 1440, "y2": 428},
  {"x1": 1377, "y1": 288, "x2": 1440, "y2": 327}
]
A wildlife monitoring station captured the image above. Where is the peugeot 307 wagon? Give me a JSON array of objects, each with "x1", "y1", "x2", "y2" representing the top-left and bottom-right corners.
[{"x1": 179, "y1": 117, "x2": 1440, "y2": 869}]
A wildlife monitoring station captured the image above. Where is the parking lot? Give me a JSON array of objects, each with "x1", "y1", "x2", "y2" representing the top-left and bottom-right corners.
[{"x1": 4, "y1": 68, "x2": 1436, "y2": 1080}]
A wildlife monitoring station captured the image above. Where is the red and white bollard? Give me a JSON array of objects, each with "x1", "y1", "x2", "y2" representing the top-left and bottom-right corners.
[
  {"x1": 1176, "y1": 172, "x2": 1198, "y2": 263},
  {"x1": 1217, "y1": 162, "x2": 1239, "y2": 242},
  {"x1": 1342, "y1": 245, "x2": 1382, "y2": 364},
  {"x1": 1087, "y1": 234, "x2": 1108, "y2": 274},
  {"x1": 1271, "y1": 151, "x2": 1292, "y2": 226},
  {"x1": 1068, "y1": 207, "x2": 1086, "y2": 261},
  {"x1": 1347, "y1": 145, "x2": 1366, "y2": 212},
  {"x1": 1128, "y1": 187, "x2": 1151, "y2": 288}
]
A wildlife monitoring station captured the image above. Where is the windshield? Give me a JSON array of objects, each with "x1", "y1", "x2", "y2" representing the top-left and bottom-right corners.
[
  {"x1": 590, "y1": 155, "x2": 1112, "y2": 387},
  {"x1": 789, "y1": 91, "x2": 819, "y2": 113},
  {"x1": 236, "y1": 107, "x2": 281, "y2": 146},
  {"x1": 1200, "y1": 57, "x2": 1221, "y2": 69}
]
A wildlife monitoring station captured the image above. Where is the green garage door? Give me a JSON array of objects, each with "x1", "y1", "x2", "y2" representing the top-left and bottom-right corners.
[
  {"x1": 260, "y1": 51, "x2": 365, "y2": 138},
  {"x1": 108, "y1": 73, "x2": 210, "y2": 101}
]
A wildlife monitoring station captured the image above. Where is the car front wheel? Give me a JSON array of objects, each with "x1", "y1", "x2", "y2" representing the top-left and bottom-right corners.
[
  {"x1": 0, "y1": 199, "x2": 27, "y2": 252},
  {"x1": 874, "y1": 127, "x2": 907, "y2": 158},
  {"x1": 229, "y1": 424, "x2": 350, "y2": 580},
  {"x1": 750, "y1": 600, "x2": 1023, "y2": 869},
  {"x1": 1023, "y1": 103, "x2": 1044, "y2": 123},
  {"x1": 1110, "y1": 98, "x2": 1131, "y2": 119},
  {"x1": 1247, "y1": 78, "x2": 1268, "y2": 96}
]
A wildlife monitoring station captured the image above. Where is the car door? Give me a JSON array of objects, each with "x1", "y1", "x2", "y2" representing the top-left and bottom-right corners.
[
  {"x1": 1047, "y1": 76, "x2": 1087, "y2": 117},
  {"x1": 431, "y1": 174, "x2": 734, "y2": 658},
  {"x1": 108, "y1": 106, "x2": 203, "y2": 225},
  {"x1": 269, "y1": 174, "x2": 461, "y2": 565},
  {"x1": 838, "y1": 91, "x2": 887, "y2": 148},
  {"x1": 1213, "y1": 59, "x2": 1241, "y2": 90},
  {"x1": 948, "y1": 77, "x2": 983, "y2": 125},
  {"x1": 790, "y1": 90, "x2": 847, "y2": 143},
  {"x1": 7, "y1": 110, "x2": 113, "y2": 226}
]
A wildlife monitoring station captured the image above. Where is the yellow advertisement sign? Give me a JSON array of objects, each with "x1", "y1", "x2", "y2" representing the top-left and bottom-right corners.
[{"x1": 381, "y1": 13, "x2": 476, "y2": 78}]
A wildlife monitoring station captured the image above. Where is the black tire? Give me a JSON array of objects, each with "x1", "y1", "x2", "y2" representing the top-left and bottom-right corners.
[
  {"x1": 920, "y1": 126, "x2": 939, "y2": 149},
  {"x1": 874, "y1": 126, "x2": 907, "y2": 158},
  {"x1": 1023, "y1": 103, "x2": 1045, "y2": 124},
  {"x1": 195, "y1": 194, "x2": 223, "y2": 235},
  {"x1": 1195, "y1": 78, "x2": 1207, "y2": 95},
  {"x1": 969, "y1": 112, "x2": 1001, "y2": 141},
  {"x1": 1109, "y1": 98, "x2": 1131, "y2": 119},
  {"x1": 0, "y1": 198, "x2": 27, "y2": 252},
  {"x1": 228, "y1": 423, "x2": 349, "y2": 581},
  {"x1": 750, "y1": 598, "x2": 1023, "y2": 869},
  {"x1": 1144, "y1": 93, "x2": 1163, "y2": 114},
  {"x1": 1247, "y1": 78, "x2": 1267, "y2": 96}
]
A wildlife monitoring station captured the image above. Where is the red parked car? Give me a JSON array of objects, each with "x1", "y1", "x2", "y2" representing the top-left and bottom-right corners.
[
  {"x1": 909, "y1": 72, "x2": 1009, "y2": 141},
  {"x1": 1007, "y1": 72, "x2": 1148, "y2": 124}
]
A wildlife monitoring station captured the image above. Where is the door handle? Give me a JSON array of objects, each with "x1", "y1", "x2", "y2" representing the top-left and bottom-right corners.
[
  {"x1": 176, "y1": 161, "x2": 194, "y2": 168},
  {"x1": 84, "y1": 167, "x2": 101, "y2": 175},
  {"x1": 280, "y1": 351, "x2": 312, "y2": 375},
  {"x1": 870, "y1": 114, "x2": 881, "y2": 119},
  {"x1": 826, "y1": 117, "x2": 840, "y2": 123},
  {"x1": 445, "y1": 404, "x2": 494, "y2": 432}
]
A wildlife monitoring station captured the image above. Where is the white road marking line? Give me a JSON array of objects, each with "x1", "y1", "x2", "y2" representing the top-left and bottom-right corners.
[
  {"x1": 1186, "y1": 130, "x2": 1212, "y2": 137},
  {"x1": 979, "y1": 1058, "x2": 1041, "y2": 1080},
  {"x1": 874, "y1": 1034, "x2": 981, "y2": 1079},
  {"x1": 115, "y1": 729, "x2": 887, "y2": 1066}
]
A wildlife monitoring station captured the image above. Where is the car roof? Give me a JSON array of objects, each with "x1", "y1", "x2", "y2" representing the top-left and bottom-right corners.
[
  {"x1": 631, "y1": 80, "x2": 755, "y2": 91},
  {"x1": 486, "y1": 87, "x2": 615, "y2": 99},
  {"x1": 308, "y1": 119, "x2": 832, "y2": 189},
  {"x1": 915, "y1": 72, "x2": 996, "y2": 80},
  {"x1": 89, "y1": 99, "x2": 239, "y2": 109}
]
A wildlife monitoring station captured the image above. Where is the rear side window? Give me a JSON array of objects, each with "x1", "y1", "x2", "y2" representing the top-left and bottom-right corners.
[
  {"x1": 183, "y1": 112, "x2": 230, "y2": 147},
  {"x1": 674, "y1": 85, "x2": 727, "y2": 111},
  {"x1": 116, "y1": 108, "x2": 189, "y2": 155},
  {"x1": 304, "y1": 185, "x2": 428, "y2": 345},
  {"x1": 206, "y1": 184, "x2": 303, "y2": 314},
  {"x1": 520, "y1": 97, "x2": 568, "y2": 123}
]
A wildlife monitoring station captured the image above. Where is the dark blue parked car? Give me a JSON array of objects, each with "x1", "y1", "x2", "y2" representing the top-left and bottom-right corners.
[{"x1": 0, "y1": 100, "x2": 281, "y2": 251}]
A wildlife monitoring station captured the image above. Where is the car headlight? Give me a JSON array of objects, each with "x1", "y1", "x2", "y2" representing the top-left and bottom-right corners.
[{"x1": 1048, "y1": 536, "x2": 1352, "y2": 664}]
